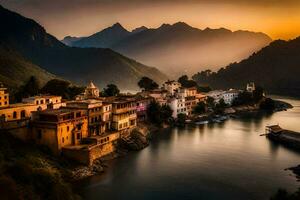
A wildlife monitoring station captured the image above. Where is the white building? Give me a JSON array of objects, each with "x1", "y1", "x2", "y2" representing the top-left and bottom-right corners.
[
  {"x1": 246, "y1": 82, "x2": 255, "y2": 93},
  {"x1": 223, "y1": 89, "x2": 240, "y2": 105},
  {"x1": 168, "y1": 96, "x2": 187, "y2": 118},
  {"x1": 207, "y1": 90, "x2": 226, "y2": 103},
  {"x1": 162, "y1": 81, "x2": 181, "y2": 96}
]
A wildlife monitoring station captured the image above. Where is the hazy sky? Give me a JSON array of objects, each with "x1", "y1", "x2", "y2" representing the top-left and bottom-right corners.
[{"x1": 1, "y1": 0, "x2": 300, "y2": 40}]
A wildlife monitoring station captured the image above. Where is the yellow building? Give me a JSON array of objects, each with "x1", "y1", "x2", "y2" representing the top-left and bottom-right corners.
[
  {"x1": 22, "y1": 95, "x2": 64, "y2": 109},
  {"x1": 0, "y1": 85, "x2": 9, "y2": 108},
  {"x1": 31, "y1": 108, "x2": 88, "y2": 155},
  {"x1": 106, "y1": 97, "x2": 137, "y2": 131},
  {"x1": 66, "y1": 99, "x2": 112, "y2": 136}
]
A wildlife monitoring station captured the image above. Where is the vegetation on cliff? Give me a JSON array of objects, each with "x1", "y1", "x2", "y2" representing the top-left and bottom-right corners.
[{"x1": 0, "y1": 133, "x2": 80, "y2": 200}]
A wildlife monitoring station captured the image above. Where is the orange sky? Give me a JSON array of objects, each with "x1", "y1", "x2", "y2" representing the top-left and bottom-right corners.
[{"x1": 1, "y1": 0, "x2": 300, "y2": 40}]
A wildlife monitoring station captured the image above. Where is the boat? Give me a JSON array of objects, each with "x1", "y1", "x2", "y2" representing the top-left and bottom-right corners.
[{"x1": 195, "y1": 120, "x2": 209, "y2": 125}]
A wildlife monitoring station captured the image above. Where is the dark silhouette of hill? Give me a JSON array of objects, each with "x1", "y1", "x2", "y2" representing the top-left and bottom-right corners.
[
  {"x1": 0, "y1": 5, "x2": 167, "y2": 90},
  {"x1": 192, "y1": 38, "x2": 300, "y2": 97}
]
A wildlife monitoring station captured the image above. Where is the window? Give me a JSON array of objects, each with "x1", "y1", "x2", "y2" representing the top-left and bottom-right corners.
[
  {"x1": 13, "y1": 111, "x2": 17, "y2": 119},
  {"x1": 4, "y1": 101, "x2": 7, "y2": 105},
  {"x1": 41, "y1": 100, "x2": 44, "y2": 104},
  {"x1": 4, "y1": 96, "x2": 7, "y2": 99},
  {"x1": 67, "y1": 126, "x2": 69, "y2": 132},
  {"x1": 119, "y1": 124, "x2": 122, "y2": 129},
  {"x1": 62, "y1": 137, "x2": 65, "y2": 143},
  {"x1": 77, "y1": 133, "x2": 80, "y2": 139},
  {"x1": 21, "y1": 110, "x2": 26, "y2": 118},
  {"x1": 36, "y1": 100, "x2": 39, "y2": 105},
  {"x1": 38, "y1": 130, "x2": 42, "y2": 139}
]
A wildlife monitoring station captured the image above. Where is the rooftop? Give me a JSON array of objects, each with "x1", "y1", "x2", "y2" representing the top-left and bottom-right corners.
[{"x1": 38, "y1": 108, "x2": 84, "y2": 116}]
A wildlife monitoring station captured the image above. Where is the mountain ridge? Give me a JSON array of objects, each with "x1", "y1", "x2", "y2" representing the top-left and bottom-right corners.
[
  {"x1": 63, "y1": 22, "x2": 272, "y2": 77},
  {"x1": 192, "y1": 37, "x2": 300, "y2": 97},
  {"x1": 0, "y1": 5, "x2": 167, "y2": 90}
]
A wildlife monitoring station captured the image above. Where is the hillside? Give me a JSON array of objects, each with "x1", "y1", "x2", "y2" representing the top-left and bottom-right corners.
[
  {"x1": 192, "y1": 38, "x2": 300, "y2": 97},
  {"x1": 0, "y1": 44, "x2": 56, "y2": 88},
  {"x1": 0, "y1": 5, "x2": 167, "y2": 90},
  {"x1": 65, "y1": 22, "x2": 272, "y2": 77}
]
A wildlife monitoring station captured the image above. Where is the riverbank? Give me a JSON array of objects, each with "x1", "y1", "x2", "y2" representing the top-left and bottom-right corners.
[{"x1": 187, "y1": 99, "x2": 293, "y2": 126}]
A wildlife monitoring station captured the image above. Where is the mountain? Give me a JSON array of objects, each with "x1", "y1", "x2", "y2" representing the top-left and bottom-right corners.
[
  {"x1": 65, "y1": 22, "x2": 272, "y2": 77},
  {"x1": 71, "y1": 23, "x2": 132, "y2": 48},
  {"x1": 0, "y1": 44, "x2": 56, "y2": 88},
  {"x1": 0, "y1": 5, "x2": 167, "y2": 90},
  {"x1": 192, "y1": 38, "x2": 300, "y2": 97},
  {"x1": 61, "y1": 36, "x2": 81, "y2": 46}
]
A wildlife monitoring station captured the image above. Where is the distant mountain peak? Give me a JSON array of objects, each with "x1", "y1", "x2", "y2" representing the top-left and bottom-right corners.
[
  {"x1": 109, "y1": 22, "x2": 128, "y2": 32},
  {"x1": 132, "y1": 26, "x2": 148, "y2": 34},
  {"x1": 172, "y1": 22, "x2": 192, "y2": 28}
]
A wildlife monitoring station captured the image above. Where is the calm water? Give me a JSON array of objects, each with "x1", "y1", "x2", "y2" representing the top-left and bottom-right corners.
[{"x1": 82, "y1": 97, "x2": 300, "y2": 200}]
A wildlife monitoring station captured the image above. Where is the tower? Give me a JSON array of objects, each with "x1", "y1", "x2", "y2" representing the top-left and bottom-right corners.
[{"x1": 84, "y1": 81, "x2": 100, "y2": 99}]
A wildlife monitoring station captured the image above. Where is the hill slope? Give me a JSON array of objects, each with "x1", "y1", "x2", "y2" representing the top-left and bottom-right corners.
[
  {"x1": 65, "y1": 22, "x2": 272, "y2": 77},
  {"x1": 0, "y1": 44, "x2": 56, "y2": 88},
  {"x1": 192, "y1": 38, "x2": 300, "y2": 97},
  {"x1": 0, "y1": 5, "x2": 167, "y2": 90}
]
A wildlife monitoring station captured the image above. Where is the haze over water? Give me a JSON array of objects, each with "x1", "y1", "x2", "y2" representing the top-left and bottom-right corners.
[{"x1": 82, "y1": 97, "x2": 300, "y2": 200}]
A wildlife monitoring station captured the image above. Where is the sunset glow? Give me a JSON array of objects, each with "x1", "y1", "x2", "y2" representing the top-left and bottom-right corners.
[{"x1": 1, "y1": 0, "x2": 300, "y2": 40}]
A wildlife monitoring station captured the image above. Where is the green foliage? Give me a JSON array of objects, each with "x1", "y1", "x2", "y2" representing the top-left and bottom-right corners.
[
  {"x1": 197, "y1": 85, "x2": 212, "y2": 93},
  {"x1": 161, "y1": 104, "x2": 173, "y2": 121},
  {"x1": 102, "y1": 84, "x2": 120, "y2": 97},
  {"x1": 270, "y1": 188, "x2": 300, "y2": 200},
  {"x1": 214, "y1": 98, "x2": 227, "y2": 114},
  {"x1": 41, "y1": 79, "x2": 84, "y2": 100},
  {"x1": 0, "y1": 134, "x2": 79, "y2": 200},
  {"x1": 14, "y1": 76, "x2": 40, "y2": 102},
  {"x1": 253, "y1": 86, "x2": 264, "y2": 103},
  {"x1": 147, "y1": 101, "x2": 162, "y2": 125},
  {"x1": 178, "y1": 75, "x2": 198, "y2": 88},
  {"x1": 177, "y1": 113, "x2": 186, "y2": 127},
  {"x1": 206, "y1": 96, "x2": 215, "y2": 109},
  {"x1": 260, "y1": 98, "x2": 275, "y2": 110},
  {"x1": 138, "y1": 77, "x2": 159, "y2": 91},
  {"x1": 193, "y1": 101, "x2": 206, "y2": 114},
  {"x1": 232, "y1": 91, "x2": 253, "y2": 106},
  {"x1": 147, "y1": 101, "x2": 173, "y2": 125}
]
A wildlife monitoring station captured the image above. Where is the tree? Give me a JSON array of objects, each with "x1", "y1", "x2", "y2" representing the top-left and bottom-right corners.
[
  {"x1": 260, "y1": 98, "x2": 275, "y2": 110},
  {"x1": 147, "y1": 101, "x2": 162, "y2": 125},
  {"x1": 232, "y1": 91, "x2": 253, "y2": 106},
  {"x1": 177, "y1": 113, "x2": 186, "y2": 127},
  {"x1": 102, "y1": 84, "x2": 120, "y2": 97},
  {"x1": 193, "y1": 101, "x2": 206, "y2": 114},
  {"x1": 161, "y1": 104, "x2": 173, "y2": 122},
  {"x1": 253, "y1": 86, "x2": 264, "y2": 103},
  {"x1": 138, "y1": 77, "x2": 159, "y2": 91},
  {"x1": 178, "y1": 75, "x2": 198, "y2": 88},
  {"x1": 40, "y1": 79, "x2": 84, "y2": 100},
  {"x1": 214, "y1": 98, "x2": 227, "y2": 114},
  {"x1": 206, "y1": 96, "x2": 215, "y2": 109},
  {"x1": 15, "y1": 76, "x2": 40, "y2": 102}
]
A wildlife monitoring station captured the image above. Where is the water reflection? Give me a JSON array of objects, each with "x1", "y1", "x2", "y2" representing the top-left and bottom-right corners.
[{"x1": 83, "y1": 97, "x2": 300, "y2": 200}]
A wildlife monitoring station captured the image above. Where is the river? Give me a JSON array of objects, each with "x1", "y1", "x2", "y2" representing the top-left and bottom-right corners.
[{"x1": 82, "y1": 97, "x2": 300, "y2": 200}]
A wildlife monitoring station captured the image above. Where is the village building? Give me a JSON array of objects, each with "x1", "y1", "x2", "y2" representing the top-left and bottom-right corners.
[
  {"x1": 223, "y1": 89, "x2": 240, "y2": 105},
  {"x1": 66, "y1": 99, "x2": 112, "y2": 136},
  {"x1": 0, "y1": 84, "x2": 9, "y2": 108},
  {"x1": 22, "y1": 95, "x2": 64, "y2": 109},
  {"x1": 135, "y1": 96, "x2": 153, "y2": 122},
  {"x1": 31, "y1": 108, "x2": 89, "y2": 155},
  {"x1": 162, "y1": 80, "x2": 181, "y2": 96},
  {"x1": 246, "y1": 82, "x2": 256, "y2": 93},
  {"x1": 76, "y1": 81, "x2": 100, "y2": 100},
  {"x1": 168, "y1": 96, "x2": 187, "y2": 118},
  {"x1": 106, "y1": 97, "x2": 137, "y2": 132},
  {"x1": 207, "y1": 90, "x2": 226, "y2": 103}
]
